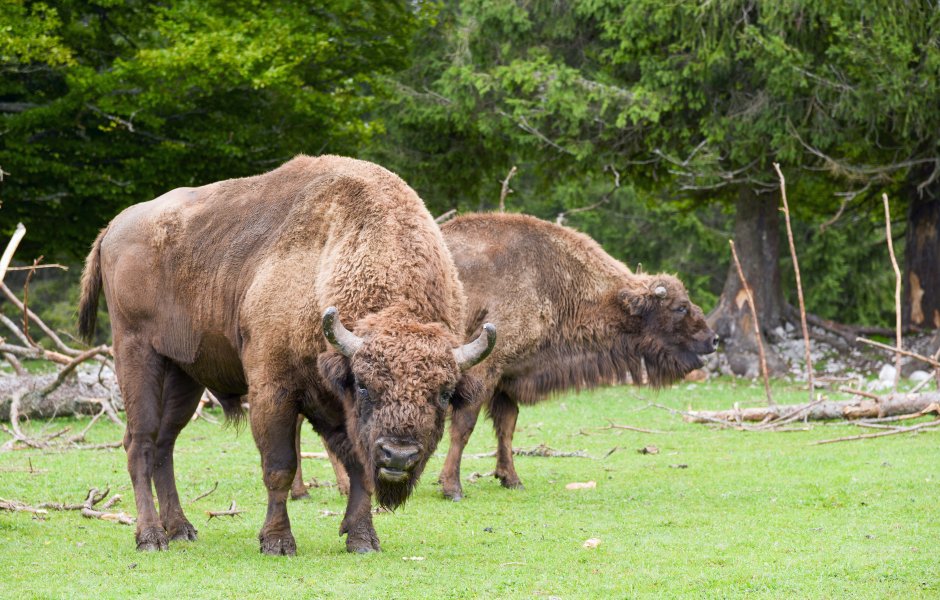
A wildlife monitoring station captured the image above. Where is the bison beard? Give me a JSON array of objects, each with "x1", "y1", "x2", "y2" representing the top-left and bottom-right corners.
[
  {"x1": 636, "y1": 339, "x2": 706, "y2": 388},
  {"x1": 375, "y1": 469, "x2": 420, "y2": 510}
]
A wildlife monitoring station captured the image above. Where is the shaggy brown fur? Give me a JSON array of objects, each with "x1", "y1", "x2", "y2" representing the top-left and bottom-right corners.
[
  {"x1": 436, "y1": 213, "x2": 718, "y2": 499},
  {"x1": 78, "y1": 155, "x2": 492, "y2": 555}
]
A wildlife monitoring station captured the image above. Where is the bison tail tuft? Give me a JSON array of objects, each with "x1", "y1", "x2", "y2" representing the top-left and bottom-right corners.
[
  {"x1": 78, "y1": 228, "x2": 107, "y2": 343},
  {"x1": 213, "y1": 392, "x2": 247, "y2": 430}
]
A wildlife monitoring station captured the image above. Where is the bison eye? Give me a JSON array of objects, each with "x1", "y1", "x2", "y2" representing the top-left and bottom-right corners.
[
  {"x1": 354, "y1": 379, "x2": 369, "y2": 400},
  {"x1": 439, "y1": 390, "x2": 454, "y2": 407},
  {"x1": 674, "y1": 306, "x2": 688, "y2": 315}
]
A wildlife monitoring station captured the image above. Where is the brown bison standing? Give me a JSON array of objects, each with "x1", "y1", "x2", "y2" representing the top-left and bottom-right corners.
[
  {"x1": 78, "y1": 155, "x2": 495, "y2": 554},
  {"x1": 311, "y1": 213, "x2": 718, "y2": 501},
  {"x1": 436, "y1": 213, "x2": 718, "y2": 500}
]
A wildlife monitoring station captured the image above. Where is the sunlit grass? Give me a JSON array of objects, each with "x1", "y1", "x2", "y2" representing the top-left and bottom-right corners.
[{"x1": 1, "y1": 379, "x2": 938, "y2": 598}]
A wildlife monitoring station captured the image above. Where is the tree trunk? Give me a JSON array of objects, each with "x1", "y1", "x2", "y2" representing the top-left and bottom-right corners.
[
  {"x1": 903, "y1": 176, "x2": 940, "y2": 330},
  {"x1": 708, "y1": 186, "x2": 786, "y2": 376}
]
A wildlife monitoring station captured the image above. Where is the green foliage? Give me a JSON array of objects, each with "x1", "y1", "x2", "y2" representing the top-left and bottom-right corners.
[
  {"x1": 2, "y1": 381, "x2": 939, "y2": 597},
  {"x1": 372, "y1": 0, "x2": 932, "y2": 325},
  {"x1": 0, "y1": 0, "x2": 420, "y2": 259}
]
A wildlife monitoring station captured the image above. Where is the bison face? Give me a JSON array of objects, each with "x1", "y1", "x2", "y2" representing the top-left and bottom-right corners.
[
  {"x1": 318, "y1": 309, "x2": 493, "y2": 509},
  {"x1": 619, "y1": 276, "x2": 718, "y2": 386}
]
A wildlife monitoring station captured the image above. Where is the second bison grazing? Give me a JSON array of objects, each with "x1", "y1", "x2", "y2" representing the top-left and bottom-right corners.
[
  {"x1": 77, "y1": 155, "x2": 496, "y2": 554},
  {"x1": 436, "y1": 213, "x2": 718, "y2": 500}
]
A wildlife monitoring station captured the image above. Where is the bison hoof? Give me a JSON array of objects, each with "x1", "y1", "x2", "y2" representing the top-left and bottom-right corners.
[
  {"x1": 345, "y1": 533, "x2": 381, "y2": 554},
  {"x1": 290, "y1": 489, "x2": 311, "y2": 501},
  {"x1": 441, "y1": 483, "x2": 463, "y2": 501},
  {"x1": 496, "y1": 472, "x2": 524, "y2": 490},
  {"x1": 168, "y1": 521, "x2": 198, "y2": 542},
  {"x1": 136, "y1": 526, "x2": 169, "y2": 552},
  {"x1": 259, "y1": 533, "x2": 297, "y2": 556}
]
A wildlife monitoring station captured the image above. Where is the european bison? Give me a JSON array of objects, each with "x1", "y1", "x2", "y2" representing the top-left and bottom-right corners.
[
  {"x1": 436, "y1": 213, "x2": 718, "y2": 500},
  {"x1": 310, "y1": 213, "x2": 720, "y2": 500},
  {"x1": 78, "y1": 155, "x2": 496, "y2": 554}
]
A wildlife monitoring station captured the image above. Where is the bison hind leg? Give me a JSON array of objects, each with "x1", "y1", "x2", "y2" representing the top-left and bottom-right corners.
[
  {"x1": 153, "y1": 363, "x2": 205, "y2": 543},
  {"x1": 489, "y1": 392, "x2": 524, "y2": 490}
]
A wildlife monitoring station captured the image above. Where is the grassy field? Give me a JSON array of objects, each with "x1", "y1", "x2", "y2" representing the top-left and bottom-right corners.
[{"x1": 1, "y1": 379, "x2": 938, "y2": 599}]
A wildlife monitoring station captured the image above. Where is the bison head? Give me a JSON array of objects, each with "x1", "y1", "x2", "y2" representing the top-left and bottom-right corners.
[
  {"x1": 617, "y1": 275, "x2": 718, "y2": 386},
  {"x1": 318, "y1": 307, "x2": 495, "y2": 509}
]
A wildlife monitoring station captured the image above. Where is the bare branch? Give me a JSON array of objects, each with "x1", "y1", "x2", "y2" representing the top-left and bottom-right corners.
[
  {"x1": 0, "y1": 224, "x2": 27, "y2": 284},
  {"x1": 189, "y1": 481, "x2": 219, "y2": 505},
  {"x1": 207, "y1": 500, "x2": 244, "y2": 520},
  {"x1": 775, "y1": 163, "x2": 813, "y2": 402},
  {"x1": 856, "y1": 337, "x2": 940, "y2": 369},
  {"x1": 814, "y1": 418, "x2": 940, "y2": 445},
  {"x1": 729, "y1": 239, "x2": 774, "y2": 406},
  {"x1": 883, "y1": 193, "x2": 902, "y2": 393},
  {"x1": 498, "y1": 166, "x2": 517, "y2": 213},
  {"x1": 0, "y1": 282, "x2": 86, "y2": 356}
]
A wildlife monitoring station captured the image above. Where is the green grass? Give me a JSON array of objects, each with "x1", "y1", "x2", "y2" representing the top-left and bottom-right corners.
[{"x1": 1, "y1": 379, "x2": 939, "y2": 599}]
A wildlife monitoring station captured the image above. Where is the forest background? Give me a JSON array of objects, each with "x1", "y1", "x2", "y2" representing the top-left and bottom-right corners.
[{"x1": 2, "y1": 0, "x2": 938, "y2": 371}]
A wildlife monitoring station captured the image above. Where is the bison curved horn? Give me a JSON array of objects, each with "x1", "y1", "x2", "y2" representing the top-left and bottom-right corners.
[
  {"x1": 322, "y1": 307, "x2": 363, "y2": 357},
  {"x1": 654, "y1": 285, "x2": 667, "y2": 298},
  {"x1": 453, "y1": 323, "x2": 497, "y2": 370}
]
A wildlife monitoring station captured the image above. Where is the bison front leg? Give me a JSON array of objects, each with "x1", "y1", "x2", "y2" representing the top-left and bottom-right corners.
[
  {"x1": 439, "y1": 398, "x2": 485, "y2": 501},
  {"x1": 320, "y1": 429, "x2": 378, "y2": 552},
  {"x1": 250, "y1": 389, "x2": 299, "y2": 556},
  {"x1": 114, "y1": 337, "x2": 169, "y2": 552}
]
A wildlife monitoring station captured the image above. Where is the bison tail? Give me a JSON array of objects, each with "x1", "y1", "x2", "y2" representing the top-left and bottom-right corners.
[
  {"x1": 211, "y1": 392, "x2": 246, "y2": 430},
  {"x1": 78, "y1": 227, "x2": 107, "y2": 343}
]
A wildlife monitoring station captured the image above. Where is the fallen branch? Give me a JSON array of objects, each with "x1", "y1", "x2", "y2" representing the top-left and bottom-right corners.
[
  {"x1": 583, "y1": 421, "x2": 665, "y2": 435},
  {"x1": 684, "y1": 393, "x2": 940, "y2": 424},
  {"x1": 755, "y1": 395, "x2": 827, "y2": 429},
  {"x1": 465, "y1": 444, "x2": 591, "y2": 459},
  {"x1": 207, "y1": 500, "x2": 243, "y2": 520},
  {"x1": 189, "y1": 481, "x2": 219, "y2": 504},
  {"x1": 652, "y1": 402, "x2": 755, "y2": 430},
  {"x1": 814, "y1": 418, "x2": 940, "y2": 445},
  {"x1": 300, "y1": 451, "x2": 329, "y2": 460},
  {"x1": 0, "y1": 498, "x2": 48, "y2": 515},
  {"x1": 11, "y1": 487, "x2": 134, "y2": 525}
]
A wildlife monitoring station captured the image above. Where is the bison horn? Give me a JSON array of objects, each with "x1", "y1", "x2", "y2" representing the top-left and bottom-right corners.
[
  {"x1": 654, "y1": 285, "x2": 667, "y2": 298},
  {"x1": 453, "y1": 323, "x2": 497, "y2": 370},
  {"x1": 322, "y1": 307, "x2": 363, "y2": 357}
]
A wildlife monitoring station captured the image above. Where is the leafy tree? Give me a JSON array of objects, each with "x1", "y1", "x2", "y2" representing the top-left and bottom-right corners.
[
  {"x1": 376, "y1": 0, "x2": 935, "y2": 373},
  {"x1": 0, "y1": 0, "x2": 419, "y2": 259}
]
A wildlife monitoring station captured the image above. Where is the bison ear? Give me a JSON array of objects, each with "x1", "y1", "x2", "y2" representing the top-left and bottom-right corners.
[
  {"x1": 450, "y1": 372, "x2": 485, "y2": 411},
  {"x1": 619, "y1": 285, "x2": 667, "y2": 317},
  {"x1": 317, "y1": 352, "x2": 353, "y2": 398},
  {"x1": 619, "y1": 288, "x2": 654, "y2": 316}
]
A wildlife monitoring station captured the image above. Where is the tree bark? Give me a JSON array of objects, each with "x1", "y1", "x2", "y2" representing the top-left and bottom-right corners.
[
  {"x1": 903, "y1": 175, "x2": 940, "y2": 329},
  {"x1": 708, "y1": 186, "x2": 786, "y2": 376}
]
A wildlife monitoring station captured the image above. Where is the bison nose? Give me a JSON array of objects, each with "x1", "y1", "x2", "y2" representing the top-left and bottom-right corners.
[
  {"x1": 376, "y1": 438, "x2": 421, "y2": 472},
  {"x1": 712, "y1": 334, "x2": 720, "y2": 350}
]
